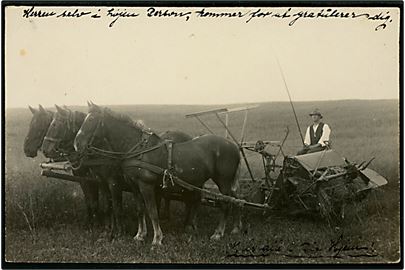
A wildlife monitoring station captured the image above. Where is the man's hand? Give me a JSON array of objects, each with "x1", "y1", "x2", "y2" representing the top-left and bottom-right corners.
[{"x1": 308, "y1": 143, "x2": 321, "y2": 150}]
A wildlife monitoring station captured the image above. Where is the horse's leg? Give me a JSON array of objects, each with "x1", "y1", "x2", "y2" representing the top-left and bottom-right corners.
[
  {"x1": 230, "y1": 189, "x2": 242, "y2": 235},
  {"x1": 98, "y1": 181, "x2": 112, "y2": 231},
  {"x1": 131, "y1": 182, "x2": 147, "y2": 242},
  {"x1": 210, "y1": 200, "x2": 230, "y2": 240},
  {"x1": 115, "y1": 188, "x2": 123, "y2": 235},
  {"x1": 210, "y1": 180, "x2": 242, "y2": 240},
  {"x1": 108, "y1": 179, "x2": 123, "y2": 238},
  {"x1": 190, "y1": 194, "x2": 201, "y2": 231},
  {"x1": 155, "y1": 189, "x2": 162, "y2": 218},
  {"x1": 158, "y1": 195, "x2": 171, "y2": 221},
  {"x1": 184, "y1": 191, "x2": 201, "y2": 232},
  {"x1": 156, "y1": 190, "x2": 170, "y2": 221},
  {"x1": 79, "y1": 181, "x2": 99, "y2": 230},
  {"x1": 138, "y1": 181, "x2": 163, "y2": 247},
  {"x1": 163, "y1": 198, "x2": 171, "y2": 221}
]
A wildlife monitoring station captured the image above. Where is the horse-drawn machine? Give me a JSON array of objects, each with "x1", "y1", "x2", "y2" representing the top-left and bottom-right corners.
[
  {"x1": 39, "y1": 104, "x2": 387, "y2": 224},
  {"x1": 22, "y1": 58, "x2": 390, "y2": 248}
]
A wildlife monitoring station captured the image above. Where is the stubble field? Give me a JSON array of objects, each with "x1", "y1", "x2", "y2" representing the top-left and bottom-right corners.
[{"x1": 4, "y1": 99, "x2": 400, "y2": 264}]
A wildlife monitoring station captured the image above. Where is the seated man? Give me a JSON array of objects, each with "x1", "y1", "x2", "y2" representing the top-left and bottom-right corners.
[{"x1": 297, "y1": 108, "x2": 331, "y2": 155}]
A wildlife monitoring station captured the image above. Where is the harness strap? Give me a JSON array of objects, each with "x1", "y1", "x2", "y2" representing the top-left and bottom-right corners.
[
  {"x1": 125, "y1": 131, "x2": 152, "y2": 154},
  {"x1": 122, "y1": 158, "x2": 264, "y2": 208},
  {"x1": 122, "y1": 159, "x2": 165, "y2": 175},
  {"x1": 126, "y1": 140, "x2": 144, "y2": 154},
  {"x1": 44, "y1": 136, "x2": 62, "y2": 143},
  {"x1": 166, "y1": 140, "x2": 174, "y2": 171},
  {"x1": 82, "y1": 158, "x2": 120, "y2": 167},
  {"x1": 88, "y1": 140, "x2": 167, "y2": 160},
  {"x1": 126, "y1": 143, "x2": 163, "y2": 159}
]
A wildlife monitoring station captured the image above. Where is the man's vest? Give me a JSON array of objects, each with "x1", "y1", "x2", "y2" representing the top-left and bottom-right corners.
[{"x1": 309, "y1": 122, "x2": 324, "y2": 145}]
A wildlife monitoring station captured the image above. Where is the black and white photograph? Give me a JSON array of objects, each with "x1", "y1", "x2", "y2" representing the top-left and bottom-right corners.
[{"x1": 2, "y1": 2, "x2": 402, "y2": 267}]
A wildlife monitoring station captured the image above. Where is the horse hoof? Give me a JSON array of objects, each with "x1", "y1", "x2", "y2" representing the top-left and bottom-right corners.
[
  {"x1": 231, "y1": 227, "x2": 241, "y2": 235},
  {"x1": 210, "y1": 233, "x2": 222, "y2": 241},
  {"x1": 133, "y1": 235, "x2": 145, "y2": 242},
  {"x1": 108, "y1": 234, "x2": 115, "y2": 242},
  {"x1": 151, "y1": 242, "x2": 163, "y2": 251},
  {"x1": 185, "y1": 225, "x2": 196, "y2": 234}
]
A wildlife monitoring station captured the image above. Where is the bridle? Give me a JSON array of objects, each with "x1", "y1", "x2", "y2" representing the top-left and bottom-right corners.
[
  {"x1": 25, "y1": 111, "x2": 53, "y2": 149},
  {"x1": 43, "y1": 109, "x2": 80, "y2": 155},
  {"x1": 81, "y1": 108, "x2": 160, "y2": 161},
  {"x1": 84, "y1": 109, "x2": 106, "y2": 151},
  {"x1": 43, "y1": 117, "x2": 66, "y2": 145}
]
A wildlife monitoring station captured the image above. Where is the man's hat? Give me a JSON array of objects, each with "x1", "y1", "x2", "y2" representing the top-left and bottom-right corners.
[{"x1": 309, "y1": 108, "x2": 323, "y2": 118}]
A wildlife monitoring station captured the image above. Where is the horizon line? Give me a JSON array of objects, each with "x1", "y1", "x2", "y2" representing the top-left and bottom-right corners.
[{"x1": 5, "y1": 98, "x2": 399, "y2": 110}]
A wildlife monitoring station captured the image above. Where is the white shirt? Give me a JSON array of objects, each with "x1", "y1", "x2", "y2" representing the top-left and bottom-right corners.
[{"x1": 304, "y1": 123, "x2": 331, "y2": 146}]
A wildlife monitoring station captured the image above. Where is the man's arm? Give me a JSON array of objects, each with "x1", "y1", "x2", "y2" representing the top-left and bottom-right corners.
[
  {"x1": 318, "y1": 124, "x2": 331, "y2": 146},
  {"x1": 304, "y1": 126, "x2": 311, "y2": 146}
]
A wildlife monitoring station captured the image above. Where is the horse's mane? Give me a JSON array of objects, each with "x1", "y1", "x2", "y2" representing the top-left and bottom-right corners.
[
  {"x1": 42, "y1": 110, "x2": 54, "y2": 121},
  {"x1": 100, "y1": 107, "x2": 162, "y2": 139},
  {"x1": 55, "y1": 108, "x2": 86, "y2": 120},
  {"x1": 102, "y1": 107, "x2": 144, "y2": 131}
]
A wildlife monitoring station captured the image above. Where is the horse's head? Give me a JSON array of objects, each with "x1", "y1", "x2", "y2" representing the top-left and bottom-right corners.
[
  {"x1": 23, "y1": 105, "x2": 53, "y2": 158},
  {"x1": 41, "y1": 105, "x2": 74, "y2": 158},
  {"x1": 74, "y1": 101, "x2": 104, "y2": 153}
]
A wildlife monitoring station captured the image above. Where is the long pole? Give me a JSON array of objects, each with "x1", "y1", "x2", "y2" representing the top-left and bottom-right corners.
[
  {"x1": 276, "y1": 57, "x2": 305, "y2": 147},
  {"x1": 225, "y1": 114, "x2": 229, "y2": 138},
  {"x1": 214, "y1": 113, "x2": 256, "y2": 183},
  {"x1": 195, "y1": 116, "x2": 215, "y2": 134},
  {"x1": 240, "y1": 110, "x2": 248, "y2": 144}
]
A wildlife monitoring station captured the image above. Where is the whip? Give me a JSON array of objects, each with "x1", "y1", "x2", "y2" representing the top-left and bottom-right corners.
[{"x1": 275, "y1": 57, "x2": 305, "y2": 147}]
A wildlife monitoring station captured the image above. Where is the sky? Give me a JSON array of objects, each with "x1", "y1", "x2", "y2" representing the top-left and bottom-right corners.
[{"x1": 5, "y1": 6, "x2": 400, "y2": 108}]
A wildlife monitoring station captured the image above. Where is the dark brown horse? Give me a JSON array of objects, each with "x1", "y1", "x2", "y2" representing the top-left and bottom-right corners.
[
  {"x1": 74, "y1": 103, "x2": 242, "y2": 247},
  {"x1": 24, "y1": 105, "x2": 107, "y2": 229},
  {"x1": 40, "y1": 105, "x2": 106, "y2": 229},
  {"x1": 23, "y1": 105, "x2": 53, "y2": 158},
  {"x1": 42, "y1": 105, "x2": 193, "y2": 234}
]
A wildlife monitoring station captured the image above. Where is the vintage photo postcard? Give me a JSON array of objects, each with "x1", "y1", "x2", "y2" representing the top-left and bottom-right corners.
[{"x1": 2, "y1": 1, "x2": 402, "y2": 267}]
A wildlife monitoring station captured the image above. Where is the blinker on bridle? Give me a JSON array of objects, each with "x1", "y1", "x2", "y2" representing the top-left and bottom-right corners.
[
  {"x1": 77, "y1": 109, "x2": 105, "y2": 152},
  {"x1": 43, "y1": 110, "x2": 79, "y2": 151}
]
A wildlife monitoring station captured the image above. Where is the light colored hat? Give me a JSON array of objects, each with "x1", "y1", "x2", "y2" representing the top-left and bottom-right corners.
[{"x1": 309, "y1": 108, "x2": 323, "y2": 118}]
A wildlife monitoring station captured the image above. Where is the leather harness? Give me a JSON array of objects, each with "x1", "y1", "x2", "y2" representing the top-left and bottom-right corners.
[{"x1": 85, "y1": 124, "x2": 176, "y2": 188}]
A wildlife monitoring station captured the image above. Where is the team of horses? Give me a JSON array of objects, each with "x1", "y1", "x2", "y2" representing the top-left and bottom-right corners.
[{"x1": 23, "y1": 103, "x2": 242, "y2": 248}]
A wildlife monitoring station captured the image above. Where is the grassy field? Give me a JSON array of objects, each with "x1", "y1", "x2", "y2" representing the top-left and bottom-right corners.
[{"x1": 4, "y1": 99, "x2": 400, "y2": 264}]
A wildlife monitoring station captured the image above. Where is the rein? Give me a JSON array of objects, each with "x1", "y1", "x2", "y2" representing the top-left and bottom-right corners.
[{"x1": 87, "y1": 141, "x2": 165, "y2": 161}]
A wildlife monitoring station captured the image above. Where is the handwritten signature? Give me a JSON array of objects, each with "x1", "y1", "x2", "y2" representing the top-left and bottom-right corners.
[
  {"x1": 225, "y1": 233, "x2": 378, "y2": 259},
  {"x1": 21, "y1": 6, "x2": 393, "y2": 31}
]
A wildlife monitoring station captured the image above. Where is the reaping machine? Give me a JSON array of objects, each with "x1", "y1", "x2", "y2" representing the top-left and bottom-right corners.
[{"x1": 185, "y1": 105, "x2": 388, "y2": 221}]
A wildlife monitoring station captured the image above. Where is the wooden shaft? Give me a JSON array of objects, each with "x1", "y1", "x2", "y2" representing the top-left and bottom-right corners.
[
  {"x1": 41, "y1": 170, "x2": 99, "y2": 184},
  {"x1": 40, "y1": 162, "x2": 71, "y2": 171},
  {"x1": 42, "y1": 170, "x2": 269, "y2": 210}
]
